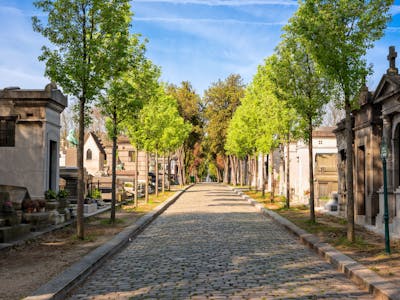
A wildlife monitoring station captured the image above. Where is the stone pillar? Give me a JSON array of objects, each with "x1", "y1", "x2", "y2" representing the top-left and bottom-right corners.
[
  {"x1": 393, "y1": 188, "x2": 400, "y2": 237},
  {"x1": 376, "y1": 115, "x2": 397, "y2": 234},
  {"x1": 383, "y1": 115, "x2": 393, "y2": 189}
]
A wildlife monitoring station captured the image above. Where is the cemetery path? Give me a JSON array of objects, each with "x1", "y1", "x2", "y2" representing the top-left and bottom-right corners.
[{"x1": 67, "y1": 184, "x2": 373, "y2": 299}]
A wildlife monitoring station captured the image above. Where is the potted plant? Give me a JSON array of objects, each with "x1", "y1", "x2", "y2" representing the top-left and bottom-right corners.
[
  {"x1": 57, "y1": 189, "x2": 70, "y2": 213},
  {"x1": 44, "y1": 189, "x2": 59, "y2": 211}
]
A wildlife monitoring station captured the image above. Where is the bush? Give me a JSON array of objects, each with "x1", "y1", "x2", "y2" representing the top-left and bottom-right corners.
[{"x1": 91, "y1": 188, "x2": 102, "y2": 199}]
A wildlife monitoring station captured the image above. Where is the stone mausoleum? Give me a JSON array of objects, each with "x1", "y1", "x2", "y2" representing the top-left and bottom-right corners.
[
  {"x1": 335, "y1": 46, "x2": 400, "y2": 238},
  {"x1": 0, "y1": 83, "x2": 67, "y2": 199}
]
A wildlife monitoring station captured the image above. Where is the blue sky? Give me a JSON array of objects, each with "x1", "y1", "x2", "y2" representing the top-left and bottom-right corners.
[{"x1": 0, "y1": 0, "x2": 400, "y2": 95}]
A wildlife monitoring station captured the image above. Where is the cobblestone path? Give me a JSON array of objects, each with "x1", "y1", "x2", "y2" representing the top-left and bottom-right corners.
[{"x1": 68, "y1": 184, "x2": 373, "y2": 300}]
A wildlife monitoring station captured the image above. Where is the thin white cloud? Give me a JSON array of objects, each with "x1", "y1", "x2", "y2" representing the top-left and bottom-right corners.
[
  {"x1": 390, "y1": 5, "x2": 400, "y2": 16},
  {"x1": 133, "y1": 0, "x2": 298, "y2": 6},
  {"x1": 386, "y1": 26, "x2": 400, "y2": 32},
  {"x1": 135, "y1": 16, "x2": 285, "y2": 26}
]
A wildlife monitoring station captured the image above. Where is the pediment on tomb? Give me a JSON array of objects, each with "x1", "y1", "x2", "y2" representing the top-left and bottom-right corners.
[{"x1": 373, "y1": 75, "x2": 400, "y2": 104}]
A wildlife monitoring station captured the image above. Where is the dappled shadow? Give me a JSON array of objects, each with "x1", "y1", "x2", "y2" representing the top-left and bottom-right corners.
[
  {"x1": 206, "y1": 194, "x2": 238, "y2": 198},
  {"x1": 211, "y1": 198, "x2": 242, "y2": 202},
  {"x1": 66, "y1": 207, "x2": 373, "y2": 300},
  {"x1": 208, "y1": 203, "x2": 250, "y2": 207}
]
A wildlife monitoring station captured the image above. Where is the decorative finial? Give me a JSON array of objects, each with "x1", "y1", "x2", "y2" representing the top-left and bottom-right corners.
[
  {"x1": 45, "y1": 82, "x2": 58, "y2": 91},
  {"x1": 387, "y1": 46, "x2": 398, "y2": 75}
]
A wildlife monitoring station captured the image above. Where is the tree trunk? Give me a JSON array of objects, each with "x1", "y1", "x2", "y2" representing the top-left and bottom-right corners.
[
  {"x1": 162, "y1": 154, "x2": 165, "y2": 193},
  {"x1": 229, "y1": 155, "x2": 234, "y2": 185},
  {"x1": 270, "y1": 151, "x2": 275, "y2": 203},
  {"x1": 286, "y1": 134, "x2": 290, "y2": 209},
  {"x1": 223, "y1": 156, "x2": 229, "y2": 184},
  {"x1": 240, "y1": 159, "x2": 244, "y2": 186},
  {"x1": 254, "y1": 154, "x2": 258, "y2": 191},
  {"x1": 345, "y1": 98, "x2": 355, "y2": 241},
  {"x1": 309, "y1": 121, "x2": 315, "y2": 223},
  {"x1": 247, "y1": 155, "x2": 252, "y2": 190},
  {"x1": 279, "y1": 145, "x2": 285, "y2": 195},
  {"x1": 155, "y1": 150, "x2": 159, "y2": 197},
  {"x1": 134, "y1": 146, "x2": 138, "y2": 207},
  {"x1": 261, "y1": 153, "x2": 265, "y2": 198},
  {"x1": 167, "y1": 152, "x2": 171, "y2": 191},
  {"x1": 177, "y1": 146, "x2": 185, "y2": 186},
  {"x1": 110, "y1": 109, "x2": 117, "y2": 224},
  {"x1": 229, "y1": 155, "x2": 238, "y2": 186},
  {"x1": 145, "y1": 151, "x2": 149, "y2": 203},
  {"x1": 76, "y1": 97, "x2": 85, "y2": 239}
]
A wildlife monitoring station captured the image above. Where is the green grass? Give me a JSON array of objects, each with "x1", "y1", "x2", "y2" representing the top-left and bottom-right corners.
[
  {"x1": 333, "y1": 235, "x2": 372, "y2": 249},
  {"x1": 72, "y1": 234, "x2": 96, "y2": 242}
]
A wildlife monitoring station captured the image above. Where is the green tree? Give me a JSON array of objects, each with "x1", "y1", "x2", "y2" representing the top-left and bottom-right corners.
[
  {"x1": 274, "y1": 35, "x2": 332, "y2": 220},
  {"x1": 33, "y1": 0, "x2": 132, "y2": 239},
  {"x1": 288, "y1": 0, "x2": 393, "y2": 241},
  {"x1": 204, "y1": 74, "x2": 245, "y2": 183},
  {"x1": 136, "y1": 86, "x2": 191, "y2": 200},
  {"x1": 166, "y1": 82, "x2": 203, "y2": 184},
  {"x1": 122, "y1": 60, "x2": 161, "y2": 204},
  {"x1": 101, "y1": 37, "x2": 158, "y2": 222}
]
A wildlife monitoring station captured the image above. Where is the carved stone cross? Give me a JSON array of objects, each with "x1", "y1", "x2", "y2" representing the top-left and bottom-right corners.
[
  {"x1": 387, "y1": 46, "x2": 398, "y2": 75},
  {"x1": 388, "y1": 46, "x2": 397, "y2": 68}
]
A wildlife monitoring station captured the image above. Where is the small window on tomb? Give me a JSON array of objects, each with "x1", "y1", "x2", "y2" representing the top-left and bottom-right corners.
[
  {"x1": 128, "y1": 150, "x2": 136, "y2": 162},
  {"x1": 86, "y1": 149, "x2": 92, "y2": 160},
  {"x1": 318, "y1": 140, "x2": 323, "y2": 145},
  {"x1": 0, "y1": 116, "x2": 16, "y2": 147}
]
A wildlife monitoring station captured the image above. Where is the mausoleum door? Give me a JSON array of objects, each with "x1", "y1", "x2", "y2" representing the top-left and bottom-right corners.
[
  {"x1": 49, "y1": 140, "x2": 57, "y2": 191},
  {"x1": 356, "y1": 146, "x2": 366, "y2": 216},
  {"x1": 394, "y1": 124, "x2": 400, "y2": 189}
]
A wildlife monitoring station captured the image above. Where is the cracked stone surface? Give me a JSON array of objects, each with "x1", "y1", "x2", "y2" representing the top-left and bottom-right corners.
[{"x1": 67, "y1": 184, "x2": 373, "y2": 300}]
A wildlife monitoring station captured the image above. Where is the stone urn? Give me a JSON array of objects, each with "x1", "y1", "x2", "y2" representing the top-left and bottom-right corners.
[{"x1": 45, "y1": 200, "x2": 59, "y2": 211}]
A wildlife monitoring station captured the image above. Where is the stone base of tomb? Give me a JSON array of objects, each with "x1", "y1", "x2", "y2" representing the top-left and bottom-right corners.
[
  {"x1": 84, "y1": 203, "x2": 98, "y2": 214},
  {"x1": 0, "y1": 224, "x2": 31, "y2": 243},
  {"x1": 24, "y1": 212, "x2": 51, "y2": 230}
]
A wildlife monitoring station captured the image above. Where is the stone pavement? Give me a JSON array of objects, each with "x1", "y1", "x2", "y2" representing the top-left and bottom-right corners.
[{"x1": 67, "y1": 184, "x2": 373, "y2": 299}]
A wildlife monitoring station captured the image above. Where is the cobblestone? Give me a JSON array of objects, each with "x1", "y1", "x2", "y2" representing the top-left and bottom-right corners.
[{"x1": 68, "y1": 184, "x2": 373, "y2": 299}]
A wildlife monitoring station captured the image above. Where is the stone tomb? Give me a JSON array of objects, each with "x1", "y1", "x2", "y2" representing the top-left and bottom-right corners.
[
  {"x1": 0, "y1": 84, "x2": 67, "y2": 199},
  {"x1": 0, "y1": 185, "x2": 31, "y2": 243}
]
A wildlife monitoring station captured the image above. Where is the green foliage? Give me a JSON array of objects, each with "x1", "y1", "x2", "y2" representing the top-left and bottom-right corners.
[
  {"x1": 32, "y1": 0, "x2": 133, "y2": 103},
  {"x1": 44, "y1": 189, "x2": 57, "y2": 200},
  {"x1": 225, "y1": 57, "x2": 295, "y2": 158},
  {"x1": 90, "y1": 189, "x2": 102, "y2": 199},
  {"x1": 204, "y1": 74, "x2": 245, "y2": 170},
  {"x1": 57, "y1": 189, "x2": 69, "y2": 199},
  {"x1": 134, "y1": 85, "x2": 192, "y2": 153},
  {"x1": 274, "y1": 35, "x2": 332, "y2": 140},
  {"x1": 287, "y1": 0, "x2": 393, "y2": 106},
  {"x1": 103, "y1": 46, "x2": 161, "y2": 140},
  {"x1": 166, "y1": 82, "x2": 204, "y2": 179}
]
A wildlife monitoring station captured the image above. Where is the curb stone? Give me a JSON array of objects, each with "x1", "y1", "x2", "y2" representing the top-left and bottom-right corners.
[
  {"x1": 23, "y1": 185, "x2": 194, "y2": 300},
  {"x1": 231, "y1": 187, "x2": 400, "y2": 300}
]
